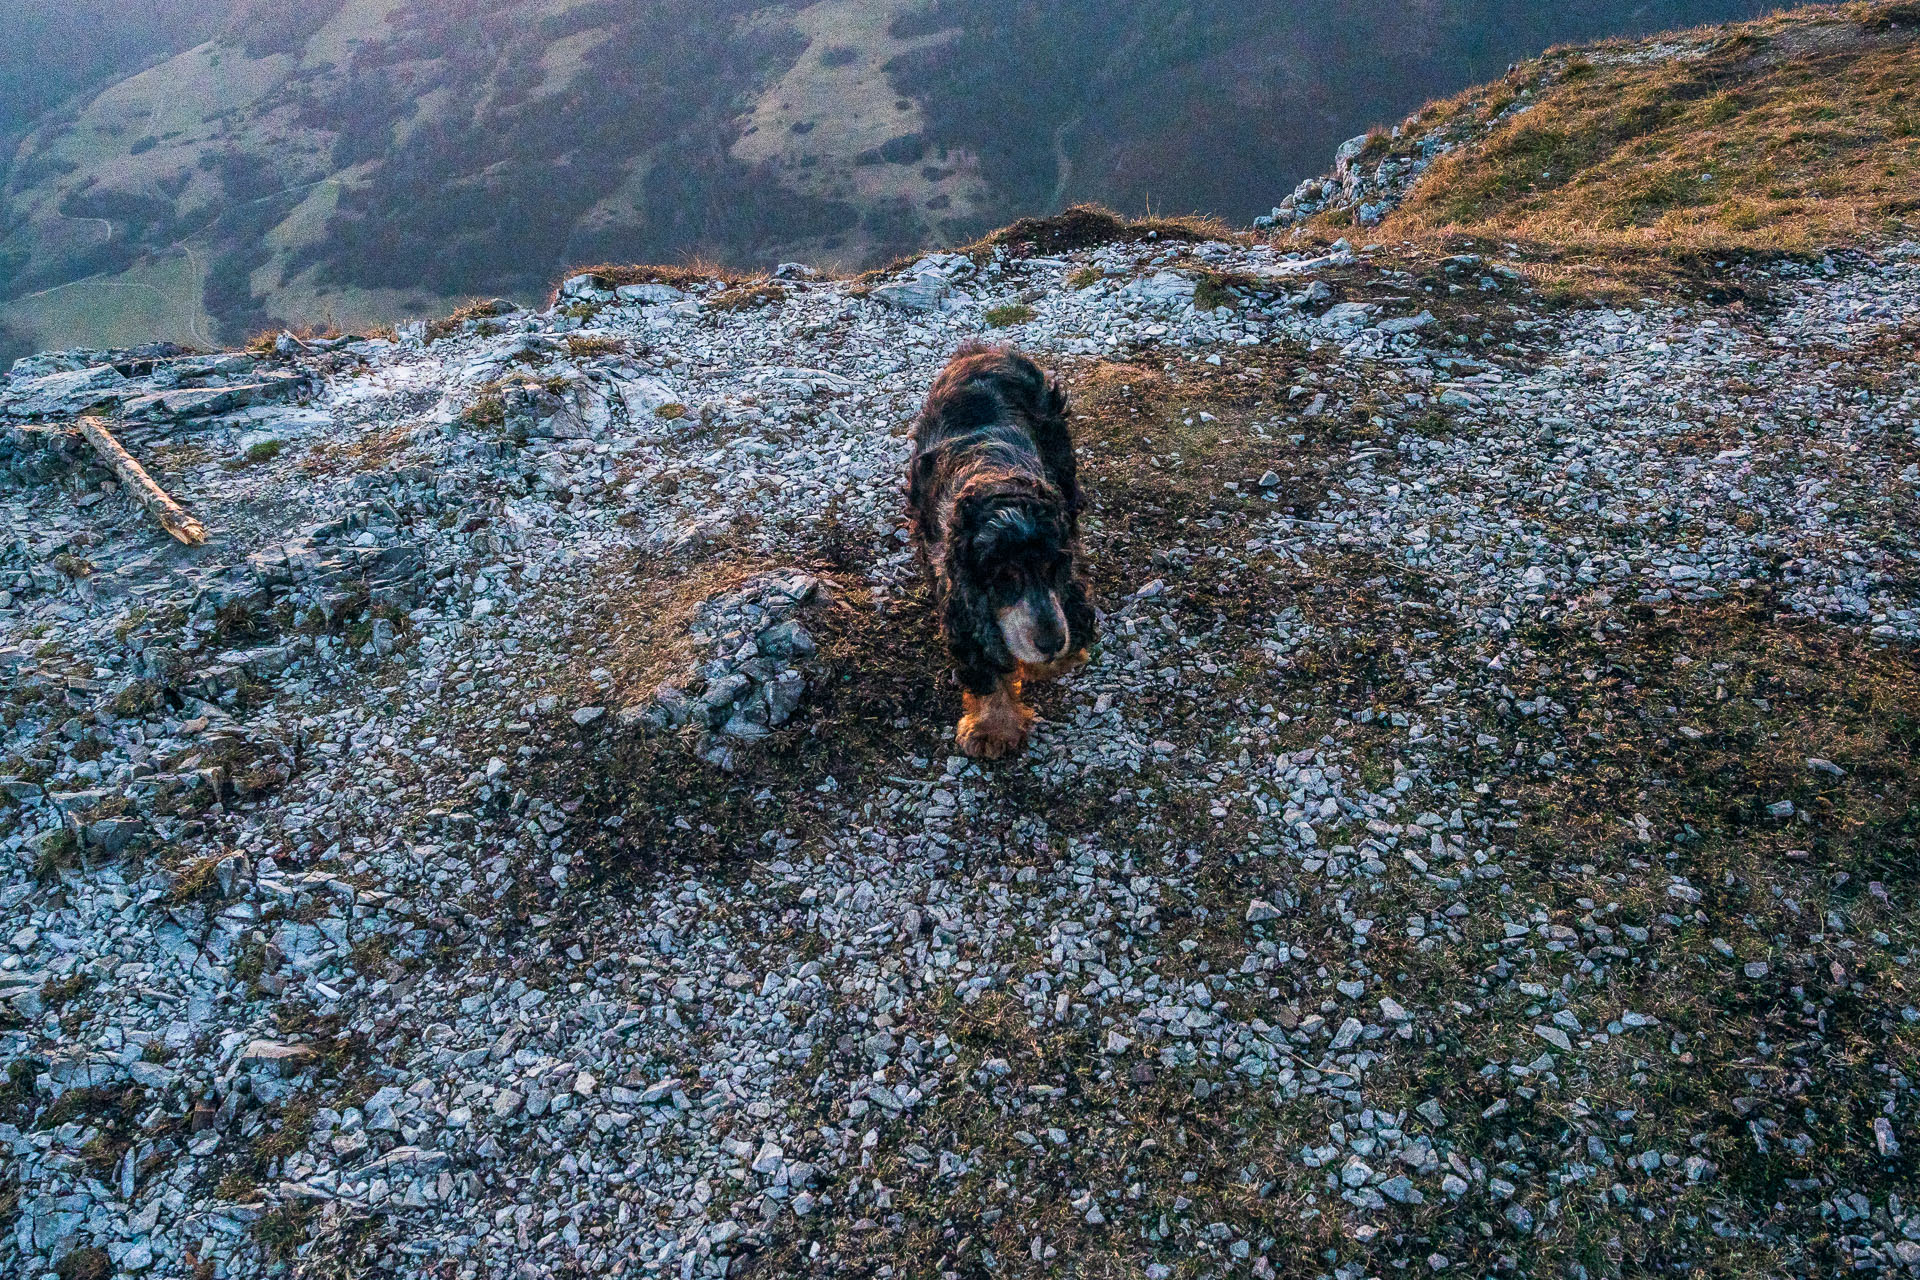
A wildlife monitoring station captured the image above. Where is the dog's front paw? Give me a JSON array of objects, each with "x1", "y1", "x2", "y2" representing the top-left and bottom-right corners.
[
  {"x1": 957, "y1": 686, "x2": 1035, "y2": 760},
  {"x1": 956, "y1": 717, "x2": 1022, "y2": 759}
]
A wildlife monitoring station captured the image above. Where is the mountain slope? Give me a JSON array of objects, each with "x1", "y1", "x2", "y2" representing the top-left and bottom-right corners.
[{"x1": 0, "y1": 0, "x2": 1776, "y2": 360}]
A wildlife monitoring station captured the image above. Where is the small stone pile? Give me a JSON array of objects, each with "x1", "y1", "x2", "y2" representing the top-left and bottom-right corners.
[{"x1": 623, "y1": 571, "x2": 825, "y2": 772}]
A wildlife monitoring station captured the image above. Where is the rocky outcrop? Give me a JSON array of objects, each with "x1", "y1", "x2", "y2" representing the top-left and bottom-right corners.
[{"x1": 2, "y1": 349, "x2": 313, "y2": 425}]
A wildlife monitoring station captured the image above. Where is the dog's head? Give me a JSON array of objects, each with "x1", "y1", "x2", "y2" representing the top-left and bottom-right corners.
[{"x1": 950, "y1": 487, "x2": 1074, "y2": 665}]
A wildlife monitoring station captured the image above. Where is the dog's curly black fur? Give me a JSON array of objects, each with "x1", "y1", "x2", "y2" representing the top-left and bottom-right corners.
[{"x1": 908, "y1": 343, "x2": 1094, "y2": 755}]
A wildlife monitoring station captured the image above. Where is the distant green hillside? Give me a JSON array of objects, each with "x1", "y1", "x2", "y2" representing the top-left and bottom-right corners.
[
  {"x1": 0, "y1": 1, "x2": 220, "y2": 145},
  {"x1": 0, "y1": 0, "x2": 1775, "y2": 359}
]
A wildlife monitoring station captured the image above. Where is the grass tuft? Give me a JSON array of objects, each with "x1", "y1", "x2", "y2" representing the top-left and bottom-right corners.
[
  {"x1": 54, "y1": 1248, "x2": 111, "y2": 1280},
  {"x1": 1191, "y1": 274, "x2": 1238, "y2": 312},
  {"x1": 565, "y1": 335, "x2": 630, "y2": 360},
  {"x1": 706, "y1": 281, "x2": 791, "y2": 312}
]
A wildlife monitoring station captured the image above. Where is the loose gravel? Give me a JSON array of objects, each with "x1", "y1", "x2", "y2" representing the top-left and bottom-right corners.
[{"x1": 3, "y1": 207, "x2": 1917, "y2": 1279}]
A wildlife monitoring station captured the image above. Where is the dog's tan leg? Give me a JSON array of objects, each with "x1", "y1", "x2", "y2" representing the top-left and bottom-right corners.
[
  {"x1": 956, "y1": 676, "x2": 1035, "y2": 759},
  {"x1": 1018, "y1": 649, "x2": 1089, "y2": 684}
]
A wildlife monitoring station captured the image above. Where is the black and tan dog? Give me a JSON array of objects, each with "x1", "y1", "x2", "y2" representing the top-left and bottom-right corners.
[{"x1": 908, "y1": 343, "x2": 1095, "y2": 759}]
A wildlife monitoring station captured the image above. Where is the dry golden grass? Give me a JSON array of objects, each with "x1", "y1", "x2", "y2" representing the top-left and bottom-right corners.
[
  {"x1": 564, "y1": 334, "x2": 633, "y2": 360},
  {"x1": 296, "y1": 418, "x2": 420, "y2": 478},
  {"x1": 422, "y1": 298, "x2": 520, "y2": 344},
  {"x1": 243, "y1": 322, "x2": 342, "y2": 358},
  {"x1": 705, "y1": 281, "x2": 793, "y2": 312},
  {"x1": 1326, "y1": 2, "x2": 1920, "y2": 298}
]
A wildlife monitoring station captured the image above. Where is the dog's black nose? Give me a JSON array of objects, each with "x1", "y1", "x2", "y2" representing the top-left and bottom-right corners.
[{"x1": 1033, "y1": 599, "x2": 1068, "y2": 658}]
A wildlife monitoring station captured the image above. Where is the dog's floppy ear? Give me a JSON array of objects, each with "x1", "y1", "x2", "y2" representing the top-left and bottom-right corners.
[
  {"x1": 942, "y1": 579, "x2": 1005, "y2": 695},
  {"x1": 938, "y1": 486, "x2": 1013, "y2": 690},
  {"x1": 943, "y1": 484, "x2": 1000, "y2": 579},
  {"x1": 1032, "y1": 370, "x2": 1078, "y2": 521},
  {"x1": 989, "y1": 355, "x2": 1078, "y2": 524},
  {"x1": 906, "y1": 448, "x2": 940, "y2": 540}
]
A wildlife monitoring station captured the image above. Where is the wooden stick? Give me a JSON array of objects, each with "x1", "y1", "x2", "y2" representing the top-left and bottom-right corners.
[{"x1": 77, "y1": 416, "x2": 208, "y2": 546}]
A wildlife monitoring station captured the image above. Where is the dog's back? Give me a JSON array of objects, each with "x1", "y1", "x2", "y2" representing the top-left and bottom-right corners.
[
  {"x1": 914, "y1": 342, "x2": 1063, "y2": 448},
  {"x1": 908, "y1": 343, "x2": 1078, "y2": 547}
]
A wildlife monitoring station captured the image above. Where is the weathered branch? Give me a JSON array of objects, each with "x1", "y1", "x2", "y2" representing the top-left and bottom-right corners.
[{"x1": 77, "y1": 416, "x2": 208, "y2": 546}]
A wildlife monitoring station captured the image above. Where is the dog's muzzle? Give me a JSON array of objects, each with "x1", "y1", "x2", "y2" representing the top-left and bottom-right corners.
[{"x1": 997, "y1": 594, "x2": 1069, "y2": 664}]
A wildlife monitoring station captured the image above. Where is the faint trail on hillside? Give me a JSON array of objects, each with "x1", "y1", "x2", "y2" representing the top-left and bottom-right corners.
[
  {"x1": 38, "y1": 210, "x2": 113, "y2": 256},
  {"x1": 13, "y1": 244, "x2": 211, "y2": 352},
  {"x1": 16, "y1": 279, "x2": 174, "y2": 309},
  {"x1": 1050, "y1": 114, "x2": 1082, "y2": 210},
  {"x1": 182, "y1": 244, "x2": 213, "y2": 350},
  {"x1": 18, "y1": 273, "x2": 150, "y2": 305},
  {"x1": 23, "y1": 177, "x2": 341, "y2": 305}
]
